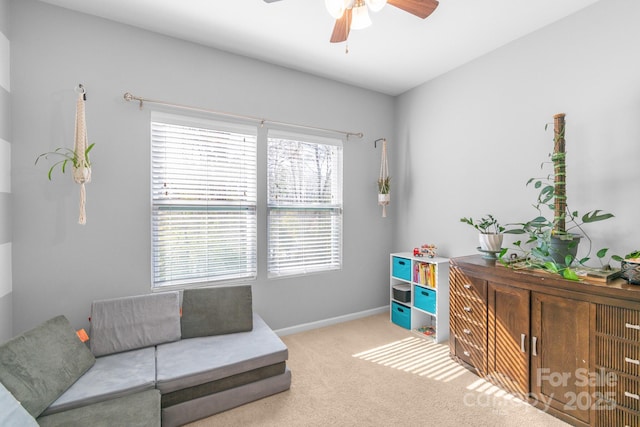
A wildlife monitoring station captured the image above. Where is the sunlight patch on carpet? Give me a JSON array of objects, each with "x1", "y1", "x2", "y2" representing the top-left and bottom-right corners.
[
  {"x1": 352, "y1": 336, "x2": 467, "y2": 382},
  {"x1": 465, "y1": 377, "x2": 530, "y2": 407}
]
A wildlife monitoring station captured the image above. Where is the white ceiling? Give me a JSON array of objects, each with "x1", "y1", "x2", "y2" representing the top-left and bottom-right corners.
[{"x1": 39, "y1": 0, "x2": 602, "y2": 96}]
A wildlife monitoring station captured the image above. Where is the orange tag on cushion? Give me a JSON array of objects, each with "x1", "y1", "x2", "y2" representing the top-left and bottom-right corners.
[{"x1": 76, "y1": 328, "x2": 89, "y2": 342}]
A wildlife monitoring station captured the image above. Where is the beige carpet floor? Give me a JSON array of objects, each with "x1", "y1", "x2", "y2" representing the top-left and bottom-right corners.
[{"x1": 187, "y1": 313, "x2": 569, "y2": 427}]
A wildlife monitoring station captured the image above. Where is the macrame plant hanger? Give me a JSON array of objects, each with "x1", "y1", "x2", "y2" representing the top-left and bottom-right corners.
[
  {"x1": 377, "y1": 138, "x2": 390, "y2": 218},
  {"x1": 73, "y1": 84, "x2": 91, "y2": 224}
]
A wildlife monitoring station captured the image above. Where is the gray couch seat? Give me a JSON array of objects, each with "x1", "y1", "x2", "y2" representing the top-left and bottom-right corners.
[
  {"x1": 41, "y1": 346, "x2": 157, "y2": 416},
  {"x1": 37, "y1": 388, "x2": 161, "y2": 427},
  {"x1": 156, "y1": 313, "x2": 288, "y2": 394}
]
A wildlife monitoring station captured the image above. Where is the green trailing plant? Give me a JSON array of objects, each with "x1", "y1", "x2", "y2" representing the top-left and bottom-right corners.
[
  {"x1": 500, "y1": 114, "x2": 614, "y2": 280},
  {"x1": 612, "y1": 250, "x2": 640, "y2": 263},
  {"x1": 35, "y1": 143, "x2": 95, "y2": 180},
  {"x1": 460, "y1": 214, "x2": 505, "y2": 234},
  {"x1": 377, "y1": 176, "x2": 391, "y2": 194}
]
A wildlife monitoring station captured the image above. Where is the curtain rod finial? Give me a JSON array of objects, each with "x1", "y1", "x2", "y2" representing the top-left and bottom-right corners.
[{"x1": 374, "y1": 138, "x2": 386, "y2": 148}]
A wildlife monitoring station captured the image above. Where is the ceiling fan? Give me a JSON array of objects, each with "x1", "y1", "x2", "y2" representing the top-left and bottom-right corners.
[{"x1": 264, "y1": 0, "x2": 439, "y2": 43}]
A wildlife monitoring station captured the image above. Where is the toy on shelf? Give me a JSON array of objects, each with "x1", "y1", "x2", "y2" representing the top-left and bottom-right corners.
[
  {"x1": 420, "y1": 244, "x2": 437, "y2": 258},
  {"x1": 417, "y1": 326, "x2": 436, "y2": 336}
]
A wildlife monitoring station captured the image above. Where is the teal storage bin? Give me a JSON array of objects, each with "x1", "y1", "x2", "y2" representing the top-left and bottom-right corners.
[
  {"x1": 392, "y1": 257, "x2": 411, "y2": 281},
  {"x1": 414, "y1": 285, "x2": 436, "y2": 314},
  {"x1": 391, "y1": 301, "x2": 411, "y2": 329}
]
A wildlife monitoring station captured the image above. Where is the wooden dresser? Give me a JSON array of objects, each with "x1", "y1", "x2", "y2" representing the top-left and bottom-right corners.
[{"x1": 449, "y1": 255, "x2": 640, "y2": 427}]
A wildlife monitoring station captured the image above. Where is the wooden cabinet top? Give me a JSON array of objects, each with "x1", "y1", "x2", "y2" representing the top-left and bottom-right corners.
[{"x1": 451, "y1": 255, "x2": 640, "y2": 309}]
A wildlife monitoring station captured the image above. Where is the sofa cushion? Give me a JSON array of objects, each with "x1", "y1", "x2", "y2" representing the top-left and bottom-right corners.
[
  {"x1": 37, "y1": 388, "x2": 161, "y2": 427},
  {"x1": 41, "y1": 347, "x2": 156, "y2": 416},
  {"x1": 89, "y1": 292, "x2": 181, "y2": 356},
  {"x1": 156, "y1": 313, "x2": 288, "y2": 394},
  {"x1": 181, "y1": 285, "x2": 253, "y2": 338},
  {"x1": 0, "y1": 315, "x2": 95, "y2": 418},
  {"x1": 0, "y1": 381, "x2": 39, "y2": 427}
]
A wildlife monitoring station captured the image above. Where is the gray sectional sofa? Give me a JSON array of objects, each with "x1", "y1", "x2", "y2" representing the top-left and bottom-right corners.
[{"x1": 0, "y1": 285, "x2": 291, "y2": 426}]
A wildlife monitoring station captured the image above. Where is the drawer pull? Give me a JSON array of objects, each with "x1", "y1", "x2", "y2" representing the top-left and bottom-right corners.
[
  {"x1": 625, "y1": 322, "x2": 640, "y2": 331},
  {"x1": 532, "y1": 336, "x2": 538, "y2": 357},
  {"x1": 520, "y1": 333, "x2": 526, "y2": 353},
  {"x1": 463, "y1": 306, "x2": 472, "y2": 312},
  {"x1": 624, "y1": 391, "x2": 640, "y2": 401},
  {"x1": 463, "y1": 284, "x2": 472, "y2": 289},
  {"x1": 625, "y1": 357, "x2": 640, "y2": 366},
  {"x1": 463, "y1": 350, "x2": 471, "y2": 357},
  {"x1": 463, "y1": 328, "x2": 472, "y2": 335}
]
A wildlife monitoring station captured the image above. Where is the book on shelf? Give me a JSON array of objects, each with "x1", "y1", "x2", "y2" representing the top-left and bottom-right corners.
[{"x1": 414, "y1": 262, "x2": 435, "y2": 287}]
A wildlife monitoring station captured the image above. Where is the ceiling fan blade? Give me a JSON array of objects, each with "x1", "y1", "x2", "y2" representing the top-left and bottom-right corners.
[
  {"x1": 330, "y1": 9, "x2": 352, "y2": 43},
  {"x1": 387, "y1": 0, "x2": 439, "y2": 19}
]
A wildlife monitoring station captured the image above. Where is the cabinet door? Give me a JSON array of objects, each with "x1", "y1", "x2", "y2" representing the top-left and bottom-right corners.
[
  {"x1": 531, "y1": 292, "x2": 591, "y2": 425},
  {"x1": 488, "y1": 282, "x2": 530, "y2": 397}
]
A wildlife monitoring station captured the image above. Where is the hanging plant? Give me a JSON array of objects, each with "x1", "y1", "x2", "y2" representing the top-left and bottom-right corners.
[
  {"x1": 35, "y1": 143, "x2": 95, "y2": 180},
  {"x1": 377, "y1": 176, "x2": 390, "y2": 194},
  {"x1": 378, "y1": 138, "x2": 390, "y2": 217},
  {"x1": 35, "y1": 84, "x2": 93, "y2": 224}
]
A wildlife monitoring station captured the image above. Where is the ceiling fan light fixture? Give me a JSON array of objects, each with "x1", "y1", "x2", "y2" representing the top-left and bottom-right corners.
[
  {"x1": 350, "y1": 2, "x2": 372, "y2": 30},
  {"x1": 325, "y1": 0, "x2": 347, "y2": 19},
  {"x1": 365, "y1": 0, "x2": 387, "y2": 13}
]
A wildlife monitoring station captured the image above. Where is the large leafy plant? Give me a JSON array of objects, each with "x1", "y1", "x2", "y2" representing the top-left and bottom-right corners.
[{"x1": 500, "y1": 114, "x2": 614, "y2": 280}]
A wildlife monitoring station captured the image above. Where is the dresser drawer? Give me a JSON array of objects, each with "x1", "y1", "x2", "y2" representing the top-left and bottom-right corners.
[
  {"x1": 596, "y1": 336, "x2": 640, "y2": 376},
  {"x1": 597, "y1": 371, "x2": 640, "y2": 413},
  {"x1": 597, "y1": 305, "x2": 640, "y2": 341},
  {"x1": 451, "y1": 267, "x2": 487, "y2": 303},
  {"x1": 452, "y1": 293, "x2": 487, "y2": 324},
  {"x1": 453, "y1": 322, "x2": 486, "y2": 343},
  {"x1": 452, "y1": 313, "x2": 486, "y2": 347},
  {"x1": 454, "y1": 337, "x2": 487, "y2": 375},
  {"x1": 594, "y1": 405, "x2": 639, "y2": 427}
]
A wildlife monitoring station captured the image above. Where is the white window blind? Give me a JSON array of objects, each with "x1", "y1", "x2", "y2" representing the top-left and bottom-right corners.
[
  {"x1": 267, "y1": 130, "x2": 343, "y2": 278},
  {"x1": 151, "y1": 112, "x2": 257, "y2": 288}
]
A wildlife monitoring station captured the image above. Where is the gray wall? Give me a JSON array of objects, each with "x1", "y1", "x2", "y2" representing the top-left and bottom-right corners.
[
  {"x1": 10, "y1": 0, "x2": 395, "y2": 335},
  {"x1": 394, "y1": 0, "x2": 640, "y2": 262},
  {"x1": 0, "y1": 0, "x2": 12, "y2": 342}
]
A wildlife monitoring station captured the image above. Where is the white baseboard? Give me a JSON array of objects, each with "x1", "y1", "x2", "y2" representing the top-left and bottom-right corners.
[{"x1": 275, "y1": 305, "x2": 389, "y2": 337}]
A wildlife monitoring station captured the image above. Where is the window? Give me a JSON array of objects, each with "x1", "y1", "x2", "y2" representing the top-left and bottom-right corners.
[
  {"x1": 151, "y1": 113, "x2": 257, "y2": 288},
  {"x1": 267, "y1": 130, "x2": 343, "y2": 278}
]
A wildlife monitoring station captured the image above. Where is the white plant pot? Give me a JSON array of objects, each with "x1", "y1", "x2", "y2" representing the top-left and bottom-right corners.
[
  {"x1": 73, "y1": 166, "x2": 92, "y2": 184},
  {"x1": 378, "y1": 193, "x2": 390, "y2": 205},
  {"x1": 479, "y1": 233, "x2": 503, "y2": 252}
]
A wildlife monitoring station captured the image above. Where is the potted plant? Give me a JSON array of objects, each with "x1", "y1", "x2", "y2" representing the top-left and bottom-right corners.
[
  {"x1": 612, "y1": 250, "x2": 640, "y2": 285},
  {"x1": 377, "y1": 175, "x2": 391, "y2": 218},
  {"x1": 501, "y1": 114, "x2": 614, "y2": 280},
  {"x1": 460, "y1": 214, "x2": 505, "y2": 252},
  {"x1": 35, "y1": 143, "x2": 95, "y2": 181},
  {"x1": 377, "y1": 176, "x2": 390, "y2": 200}
]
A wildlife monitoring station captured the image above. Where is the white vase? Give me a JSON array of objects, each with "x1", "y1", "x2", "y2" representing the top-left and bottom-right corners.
[
  {"x1": 73, "y1": 166, "x2": 92, "y2": 184},
  {"x1": 479, "y1": 233, "x2": 503, "y2": 252}
]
